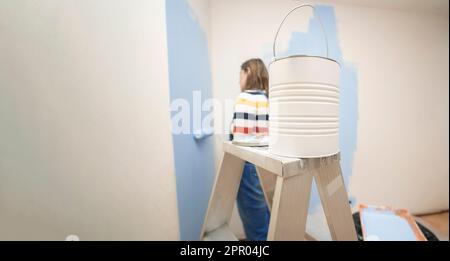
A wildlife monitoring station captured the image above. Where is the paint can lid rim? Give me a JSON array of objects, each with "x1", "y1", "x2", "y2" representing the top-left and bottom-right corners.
[{"x1": 270, "y1": 55, "x2": 340, "y2": 67}]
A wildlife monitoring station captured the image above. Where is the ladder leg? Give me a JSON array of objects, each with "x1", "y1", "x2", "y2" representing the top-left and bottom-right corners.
[
  {"x1": 255, "y1": 167, "x2": 277, "y2": 211},
  {"x1": 200, "y1": 152, "x2": 245, "y2": 239},
  {"x1": 267, "y1": 172, "x2": 313, "y2": 241},
  {"x1": 313, "y1": 158, "x2": 357, "y2": 241}
]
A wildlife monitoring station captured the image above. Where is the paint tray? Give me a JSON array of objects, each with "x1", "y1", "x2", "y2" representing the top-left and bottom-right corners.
[{"x1": 359, "y1": 204, "x2": 426, "y2": 241}]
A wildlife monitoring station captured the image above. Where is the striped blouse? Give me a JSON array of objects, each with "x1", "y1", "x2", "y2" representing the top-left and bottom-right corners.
[{"x1": 230, "y1": 90, "x2": 269, "y2": 141}]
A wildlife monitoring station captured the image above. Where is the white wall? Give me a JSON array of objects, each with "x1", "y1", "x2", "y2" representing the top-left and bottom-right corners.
[
  {"x1": 209, "y1": 0, "x2": 448, "y2": 238},
  {"x1": 0, "y1": 0, "x2": 179, "y2": 240},
  {"x1": 337, "y1": 2, "x2": 449, "y2": 215}
]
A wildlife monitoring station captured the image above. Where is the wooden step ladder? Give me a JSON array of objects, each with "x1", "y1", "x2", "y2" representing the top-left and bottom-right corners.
[{"x1": 200, "y1": 141, "x2": 357, "y2": 241}]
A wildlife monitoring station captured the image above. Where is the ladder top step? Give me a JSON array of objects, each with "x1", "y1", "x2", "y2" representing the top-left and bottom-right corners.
[{"x1": 223, "y1": 141, "x2": 340, "y2": 177}]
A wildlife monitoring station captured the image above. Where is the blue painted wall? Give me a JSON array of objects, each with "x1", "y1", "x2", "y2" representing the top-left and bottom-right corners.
[
  {"x1": 264, "y1": 5, "x2": 359, "y2": 210},
  {"x1": 165, "y1": 0, "x2": 216, "y2": 240}
]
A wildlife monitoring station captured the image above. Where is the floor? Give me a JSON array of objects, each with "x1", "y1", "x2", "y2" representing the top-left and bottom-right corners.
[{"x1": 417, "y1": 211, "x2": 449, "y2": 240}]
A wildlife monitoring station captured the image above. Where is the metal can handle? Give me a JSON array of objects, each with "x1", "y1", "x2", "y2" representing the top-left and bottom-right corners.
[{"x1": 272, "y1": 4, "x2": 329, "y2": 60}]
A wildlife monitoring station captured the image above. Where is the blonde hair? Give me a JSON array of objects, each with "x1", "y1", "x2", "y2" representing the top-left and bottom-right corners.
[{"x1": 241, "y1": 58, "x2": 269, "y2": 95}]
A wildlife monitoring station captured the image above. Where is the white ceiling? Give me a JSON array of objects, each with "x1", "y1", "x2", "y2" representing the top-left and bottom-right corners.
[{"x1": 293, "y1": 0, "x2": 449, "y2": 16}]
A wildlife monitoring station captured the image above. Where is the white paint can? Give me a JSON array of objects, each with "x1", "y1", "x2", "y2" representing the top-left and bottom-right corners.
[{"x1": 269, "y1": 4, "x2": 340, "y2": 158}]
